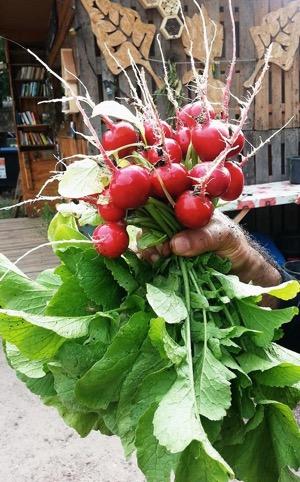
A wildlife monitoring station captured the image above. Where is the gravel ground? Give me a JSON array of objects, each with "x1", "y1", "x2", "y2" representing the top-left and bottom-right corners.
[{"x1": 0, "y1": 348, "x2": 145, "y2": 482}]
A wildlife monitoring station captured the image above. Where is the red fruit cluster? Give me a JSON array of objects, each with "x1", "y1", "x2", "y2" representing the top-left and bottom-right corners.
[{"x1": 86, "y1": 104, "x2": 246, "y2": 258}]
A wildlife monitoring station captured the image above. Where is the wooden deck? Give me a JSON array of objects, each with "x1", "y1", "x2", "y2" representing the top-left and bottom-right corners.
[{"x1": 0, "y1": 218, "x2": 58, "y2": 279}]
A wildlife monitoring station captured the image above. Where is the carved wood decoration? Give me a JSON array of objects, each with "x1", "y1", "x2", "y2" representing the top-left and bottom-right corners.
[
  {"x1": 138, "y1": 0, "x2": 183, "y2": 39},
  {"x1": 244, "y1": 0, "x2": 300, "y2": 88},
  {"x1": 80, "y1": 0, "x2": 163, "y2": 88},
  {"x1": 181, "y1": 8, "x2": 225, "y2": 108}
]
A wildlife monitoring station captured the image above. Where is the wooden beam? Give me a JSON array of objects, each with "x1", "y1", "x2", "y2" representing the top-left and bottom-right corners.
[
  {"x1": 48, "y1": 0, "x2": 75, "y2": 67},
  {"x1": 74, "y1": 0, "x2": 101, "y2": 149}
]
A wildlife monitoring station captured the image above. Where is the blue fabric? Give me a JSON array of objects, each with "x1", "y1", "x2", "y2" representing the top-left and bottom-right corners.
[{"x1": 250, "y1": 232, "x2": 286, "y2": 266}]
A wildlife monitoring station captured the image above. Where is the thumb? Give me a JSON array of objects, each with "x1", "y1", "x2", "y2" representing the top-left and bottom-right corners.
[{"x1": 170, "y1": 227, "x2": 216, "y2": 257}]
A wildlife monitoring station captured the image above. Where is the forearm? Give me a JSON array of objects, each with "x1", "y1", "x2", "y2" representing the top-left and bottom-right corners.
[{"x1": 231, "y1": 243, "x2": 282, "y2": 287}]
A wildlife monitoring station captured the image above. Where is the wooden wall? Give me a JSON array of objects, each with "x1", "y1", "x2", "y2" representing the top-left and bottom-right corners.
[{"x1": 74, "y1": 0, "x2": 300, "y2": 186}]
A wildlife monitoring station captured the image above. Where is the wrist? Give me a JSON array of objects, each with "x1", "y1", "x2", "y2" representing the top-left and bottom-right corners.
[{"x1": 232, "y1": 244, "x2": 281, "y2": 287}]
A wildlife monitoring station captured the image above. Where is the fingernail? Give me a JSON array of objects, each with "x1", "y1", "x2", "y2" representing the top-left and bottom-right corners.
[
  {"x1": 150, "y1": 253, "x2": 160, "y2": 263},
  {"x1": 172, "y1": 236, "x2": 191, "y2": 254}
]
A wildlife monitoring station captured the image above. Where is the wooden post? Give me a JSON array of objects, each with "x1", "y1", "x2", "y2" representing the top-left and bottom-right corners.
[{"x1": 74, "y1": 0, "x2": 101, "y2": 151}]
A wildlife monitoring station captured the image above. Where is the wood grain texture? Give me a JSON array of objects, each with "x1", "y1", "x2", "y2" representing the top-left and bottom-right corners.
[
  {"x1": 80, "y1": 0, "x2": 163, "y2": 87},
  {"x1": 0, "y1": 218, "x2": 58, "y2": 278},
  {"x1": 245, "y1": 0, "x2": 300, "y2": 87},
  {"x1": 253, "y1": 1, "x2": 270, "y2": 131}
]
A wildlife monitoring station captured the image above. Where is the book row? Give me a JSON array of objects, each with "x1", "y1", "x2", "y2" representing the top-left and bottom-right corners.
[
  {"x1": 17, "y1": 111, "x2": 39, "y2": 125},
  {"x1": 19, "y1": 131, "x2": 53, "y2": 147},
  {"x1": 19, "y1": 82, "x2": 50, "y2": 97},
  {"x1": 17, "y1": 66, "x2": 46, "y2": 80}
]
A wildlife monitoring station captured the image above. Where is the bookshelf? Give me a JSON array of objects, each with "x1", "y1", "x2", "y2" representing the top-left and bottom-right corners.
[{"x1": 6, "y1": 42, "x2": 58, "y2": 216}]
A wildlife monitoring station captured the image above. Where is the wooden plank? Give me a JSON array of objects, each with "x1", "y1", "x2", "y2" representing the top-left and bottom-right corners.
[
  {"x1": 284, "y1": 48, "x2": 300, "y2": 128},
  {"x1": 253, "y1": 0, "x2": 269, "y2": 130},
  {"x1": 75, "y1": 0, "x2": 101, "y2": 147},
  {"x1": 117, "y1": 0, "x2": 134, "y2": 105},
  {"x1": 270, "y1": 0, "x2": 283, "y2": 130},
  {"x1": 49, "y1": 0, "x2": 75, "y2": 67},
  {"x1": 254, "y1": 130, "x2": 270, "y2": 183},
  {"x1": 271, "y1": 129, "x2": 282, "y2": 182},
  {"x1": 151, "y1": 8, "x2": 170, "y2": 118},
  {"x1": 223, "y1": 0, "x2": 240, "y2": 121},
  {"x1": 243, "y1": 129, "x2": 256, "y2": 185},
  {"x1": 0, "y1": 218, "x2": 57, "y2": 277},
  {"x1": 238, "y1": 0, "x2": 255, "y2": 128},
  {"x1": 284, "y1": 128, "x2": 299, "y2": 180}
]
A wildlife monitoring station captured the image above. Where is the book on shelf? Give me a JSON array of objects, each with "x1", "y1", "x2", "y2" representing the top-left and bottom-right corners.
[
  {"x1": 19, "y1": 131, "x2": 53, "y2": 147},
  {"x1": 19, "y1": 82, "x2": 50, "y2": 97},
  {"x1": 17, "y1": 111, "x2": 39, "y2": 125},
  {"x1": 16, "y1": 66, "x2": 46, "y2": 81}
]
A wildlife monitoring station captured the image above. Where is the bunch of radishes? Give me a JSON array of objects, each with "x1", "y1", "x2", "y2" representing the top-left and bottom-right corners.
[{"x1": 89, "y1": 101, "x2": 245, "y2": 258}]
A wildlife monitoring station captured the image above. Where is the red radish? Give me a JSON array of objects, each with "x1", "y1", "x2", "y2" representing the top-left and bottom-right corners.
[
  {"x1": 164, "y1": 138, "x2": 182, "y2": 163},
  {"x1": 191, "y1": 119, "x2": 229, "y2": 162},
  {"x1": 190, "y1": 101, "x2": 215, "y2": 121},
  {"x1": 151, "y1": 164, "x2": 190, "y2": 198},
  {"x1": 93, "y1": 223, "x2": 129, "y2": 258},
  {"x1": 173, "y1": 127, "x2": 191, "y2": 156},
  {"x1": 177, "y1": 101, "x2": 215, "y2": 128},
  {"x1": 144, "y1": 120, "x2": 173, "y2": 145},
  {"x1": 109, "y1": 165, "x2": 151, "y2": 209},
  {"x1": 221, "y1": 161, "x2": 244, "y2": 201},
  {"x1": 142, "y1": 147, "x2": 161, "y2": 165},
  {"x1": 102, "y1": 119, "x2": 139, "y2": 157},
  {"x1": 226, "y1": 126, "x2": 245, "y2": 159},
  {"x1": 97, "y1": 188, "x2": 125, "y2": 222},
  {"x1": 177, "y1": 103, "x2": 193, "y2": 128},
  {"x1": 190, "y1": 163, "x2": 231, "y2": 197},
  {"x1": 142, "y1": 139, "x2": 182, "y2": 164},
  {"x1": 175, "y1": 190, "x2": 214, "y2": 229}
]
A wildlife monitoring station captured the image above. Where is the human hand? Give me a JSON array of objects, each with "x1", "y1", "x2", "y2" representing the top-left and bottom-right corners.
[
  {"x1": 170, "y1": 210, "x2": 281, "y2": 287},
  {"x1": 142, "y1": 211, "x2": 281, "y2": 287}
]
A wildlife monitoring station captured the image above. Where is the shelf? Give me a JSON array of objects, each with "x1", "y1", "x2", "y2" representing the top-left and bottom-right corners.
[
  {"x1": 17, "y1": 124, "x2": 50, "y2": 130},
  {"x1": 10, "y1": 63, "x2": 42, "y2": 67},
  {"x1": 15, "y1": 79, "x2": 46, "y2": 83},
  {"x1": 20, "y1": 145, "x2": 55, "y2": 151},
  {"x1": 19, "y1": 96, "x2": 48, "y2": 100}
]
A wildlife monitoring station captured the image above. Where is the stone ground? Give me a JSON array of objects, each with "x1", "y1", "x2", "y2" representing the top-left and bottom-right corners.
[{"x1": 0, "y1": 348, "x2": 145, "y2": 482}]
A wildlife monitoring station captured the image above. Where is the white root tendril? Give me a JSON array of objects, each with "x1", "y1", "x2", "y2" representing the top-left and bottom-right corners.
[
  {"x1": 0, "y1": 24, "x2": 284, "y2": 232},
  {"x1": 222, "y1": 0, "x2": 236, "y2": 122},
  {"x1": 199, "y1": 45, "x2": 273, "y2": 192},
  {"x1": 0, "y1": 196, "x2": 63, "y2": 211},
  {"x1": 241, "y1": 116, "x2": 294, "y2": 166},
  {"x1": 0, "y1": 240, "x2": 93, "y2": 283},
  {"x1": 157, "y1": 35, "x2": 179, "y2": 113}
]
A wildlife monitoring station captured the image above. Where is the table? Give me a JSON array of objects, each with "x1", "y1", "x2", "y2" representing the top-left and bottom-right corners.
[{"x1": 218, "y1": 180, "x2": 300, "y2": 222}]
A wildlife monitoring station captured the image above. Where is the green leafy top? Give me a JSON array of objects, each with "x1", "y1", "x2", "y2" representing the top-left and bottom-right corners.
[{"x1": 0, "y1": 213, "x2": 299, "y2": 482}]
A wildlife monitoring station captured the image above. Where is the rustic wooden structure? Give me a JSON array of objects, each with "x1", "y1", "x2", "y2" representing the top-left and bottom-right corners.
[
  {"x1": 1, "y1": 0, "x2": 79, "y2": 214},
  {"x1": 75, "y1": 0, "x2": 300, "y2": 188},
  {"x1": 0, "y1": 0, "x2": 299, "y2": 236},
  {"x1": 73, "y1": 0, "x2": 300, "y2": 237}
]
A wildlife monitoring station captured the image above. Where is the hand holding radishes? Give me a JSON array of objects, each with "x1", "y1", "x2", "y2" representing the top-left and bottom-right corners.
[
  {"x1": 2, "y1": 6, "x2": 299, "y2": 482},
  {"x1": 87, "y1": 104, "x2": 248, "y2": 259}
]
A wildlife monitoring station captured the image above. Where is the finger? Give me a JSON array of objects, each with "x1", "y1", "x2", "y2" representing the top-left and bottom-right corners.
[
  {"x1": 141, "y1": 247, "x2": 159, "y2": 263},
  {"x1": 156, "y1": 241, "x2": 171, "y2": 257},
  {"x1": 170, "y1": 213, "x2": 233, "y2": 257},
  {"x1": 170, "y1": 226, "x2": 216, "y2": 257}
]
